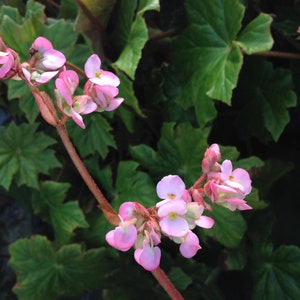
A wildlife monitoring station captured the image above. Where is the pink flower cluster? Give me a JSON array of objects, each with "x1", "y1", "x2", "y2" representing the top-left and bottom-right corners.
[
  {"x1": 201, "y1": 144, "x2": 252, "y2": 211},
  {"x1": 106, "y1": 144, "x2": 253, "y2": 271},
  {"x1": 55, "y1": 54, "x2": 123, "y2": 128},
  {"x1": 0, "y1": 36, "x2": 123, "y2": 128}
]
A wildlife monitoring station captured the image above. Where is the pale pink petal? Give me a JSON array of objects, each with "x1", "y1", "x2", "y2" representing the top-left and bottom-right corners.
[
  {"x1": 105, "y1": 98, "x2": 124, "y2": 111},
  {"x1": 90, "y1": 70, "x2": 120, "y2": 87},
  {"x1": 220, "y1": 160, "x2": 233, "y2": 179},
  {"x1": 35, "y1": 70, "x2": 59, "y2": 84},
  {"x1": 84, "y1": 54, "x2": 101, "y2": 78},
  {"x1": 179, "y1": 231, "x2": 201, "y2": 258},
  {"x1": 232, "y1": 168, "x2": 252, "y2": 195},
  {"x1": 71, "y1": 109, "x2": 85, "y2": 129},
  {"x1": 134, "y1": 245, "x2": 161, "y2": 271},
  {"x1": 119, "y1": 202, "x2": 136, "y2": 220},
  {"x1": 32, "y1": 37, "x2": 53, "y2": 53},
  {"x1": 159, "y1": 216, "x2": 189, "y2": 237},
  {"x1": 157, "y1": 199, "x2": 187, "y2": 217},
  {"x1": 55, "y1": 77, "x2": 73, "y2": 105},
  {"x1": 42, "y1": 49, "x2": 66, "y2": 70},
  {"x1": 226, "y1": 198, "x2": 252, "y2": 210},
  {"x1": 106, "y1": 224, "x2": 137, "y2": 252},
  {"x1": 156, "y1": 175, "x2": 186, "y2": 200},
  {"x1": 195, "y1": 215, "x2": 214, "y2": 228}
]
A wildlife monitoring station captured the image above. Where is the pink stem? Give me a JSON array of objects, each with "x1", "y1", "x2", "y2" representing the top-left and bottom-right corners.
[
  {"x1": 151, "y1": 267, "x2": 184, "y2": 300},
  {"x1": 56, "y1": 123, "x2": 120, "y2": 226}
]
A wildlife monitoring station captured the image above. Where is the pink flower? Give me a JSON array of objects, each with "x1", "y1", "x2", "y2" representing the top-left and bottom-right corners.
[
  {"x1": 55, "y1": 69, "x2": 97, "y2": 128},
  {"x1": 157, "y1": 199, "x2": 189, "y2": 237},
  {"x1": 21, "y1": 36, "x2": 66, "y2": 85},
  {"x1": 105, "y1": 221, "x2": 137, "y2": 252},
  {"x1": 179, "y1": 231, "x2": 201, "y2": 258},
  {"x1": 220, "y1": 160, "x2": 252, "y2": 195},
  {"x1": 156, "y1": 175, "x2": 186, "y2": 207},
  {"x1": 134, "y1": 245, "x2": 161, "y2": 271},
  {"x1": 84, "y1": 54, "x2": 120, "y2": 87},
  {"x1": 84, "y1": 81, "x2": 124, "y2": 112},
  {"x1": 0, "y1": 38, "x2": 19, "y2": 79},
  {"x1": 210, "y1": 182, "x2": 252, "y2": 211}
]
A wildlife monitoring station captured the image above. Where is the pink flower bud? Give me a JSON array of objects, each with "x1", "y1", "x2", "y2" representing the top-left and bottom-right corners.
[{"x1": 0, "y1": 38, "x2": 20, "y2": 79}]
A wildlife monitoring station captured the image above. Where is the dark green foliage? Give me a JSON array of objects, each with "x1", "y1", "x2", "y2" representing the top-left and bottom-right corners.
[{"x1": 0, "y1": 0, "x2": 299, "y2": 299}]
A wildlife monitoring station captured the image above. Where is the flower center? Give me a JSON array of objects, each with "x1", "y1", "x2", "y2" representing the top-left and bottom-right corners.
[{"x1": 167, "y1": 193, "x2": 176, "y2": 200}]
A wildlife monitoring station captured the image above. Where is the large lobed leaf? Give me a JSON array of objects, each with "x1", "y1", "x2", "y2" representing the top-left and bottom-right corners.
[
  {"x1": 235, "y1": 58, "x2": 297, "y2": 142},
  {"x1": 252, "y1": 244, "x2": 300, "y2": 299},
  {"x1": 9, "y1": 235, "x2": 119, "y2": 300},
  {"x1": 0, "y1": 123, "x2": 61, "y2": 190},
  {"x1": 31, "y1": 181, "x2": 89, "y2": 245},
  {"x1": 172, "y1": 0, "x2": 273, "y2": 127},
  {"x1": 67, "y1": 114, "x2": 116, "y2": 159},
  {"x1": 113, "y1": 0, "x2": 160, "y2": 79}
]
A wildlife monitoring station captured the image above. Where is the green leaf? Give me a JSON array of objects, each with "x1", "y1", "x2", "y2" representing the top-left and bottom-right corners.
[
  {"x1": 172, "y1": 0, "x2": 273, "y2": 126},
  {"x1": 0, "y1": 123, "x2": 61, "y2": 190},
  {"x1": 74, "y1": 0, "x2": 116, "y2": 33},
  {"x1": 31, "y1": 181, "x2": 88, "y2": 245},
  {"x1": 9, "y1": 235, "x2": 119, "y2": 300},
  {"x1": 235, "y1": 58, "x2": 297, "y2": 142},
  {"x1": 130, "y1": 122, "x2": 210, "y2": 185},
  {"x1": 236, "y1": 13, "x2": 274, "y2": 54},
  {"x1": 137, "y1": 0, "x2": 160, "y2": 15},
  {"x1": 168, "y1": 267, "x2": 193, "y2": 291},
  {"x1": 7, "y1": 80, "x2": 40, "y2": 123},
  {"x1": 0, "y1": 3, "x2": 44, "y2": 60},
  {"x1": 114, "y1": 15, "x2": 148, "y2": 79},
  {"x1": 252, "y1": 244, "x2": 300, "y2": 300},
  {"x1": 205, "y1": 204, "x2": 247, "y2": 248},
  {"x1": 67, "y1": 114, "x2": 116, "y2": 159},
  {"x1": 60, "y1": 0, "x2": 78, "y2": 19},
  {"x1": 113, "y1": 160, "x2": 156, "y2": 208}
]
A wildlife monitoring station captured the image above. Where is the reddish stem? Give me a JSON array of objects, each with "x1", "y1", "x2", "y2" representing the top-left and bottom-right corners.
[
  {"x1": 191, "y1": 173, "x2": 207, "y2": 190},
  {"x1": 151, "y1": 268, "x2": 184, "y2": 300},
  {"x1": 56, "y1": 123, "x2": 120, "y2": 226}
]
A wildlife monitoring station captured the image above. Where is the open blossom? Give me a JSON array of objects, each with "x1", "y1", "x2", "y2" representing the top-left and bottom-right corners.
[
  {"x1": 156, "y1": 175, "x2": 186, "y2": 207},
  {"x1": 84, "y1": 54, "x2": 120, "y2": 86},
  {"x1": 21, "y1": 36, "x2": 66, "y2": 85},
  {"x1": 0, "y1": 37, "x2": 19, "y2": 79},
  {"x1": 55, "y1": 69, "x2": 97, "y2": 128},
  {"x1": 84, "y1": 80, "x2": 124, "y2": 112},
  {"x1": 157, "y1": 199, "x2": 189, "y2": 237}
]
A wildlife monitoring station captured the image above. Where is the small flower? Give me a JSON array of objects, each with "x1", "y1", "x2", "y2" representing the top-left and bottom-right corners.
[
  {"x1": 179, "y1": 231, "x2": 201, "y2": 258},
  {"x1": 134, "y1": 244, "x2": 161, "y2": 271},
  {"x1": 21, "y1": 36, "x2": 66, "y2": 85},
  {"x1": 0, "y1": 37, "x2": 20, "y2": 79},
  {"x1": 156, "y1": 175, "x2": 186, "y2": 206},
  {"x1": 157, "y1": 199, "x2": 189, "y2": 237},
  {"x1": 55, "y1": 69, "x2": 97, "y2": 128},
  {"x1": 105, "y1": 220, "x2": 138, "y2": 252},
  {"x1": 220, "y1": 160, "x2": 252, "y2": 195},
  {"x1": 84, "y1": 54, "x2": 120, "y2": 87},
  {"x1": 84, "y1": 80, "x2": 124, "y2": 112}
]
